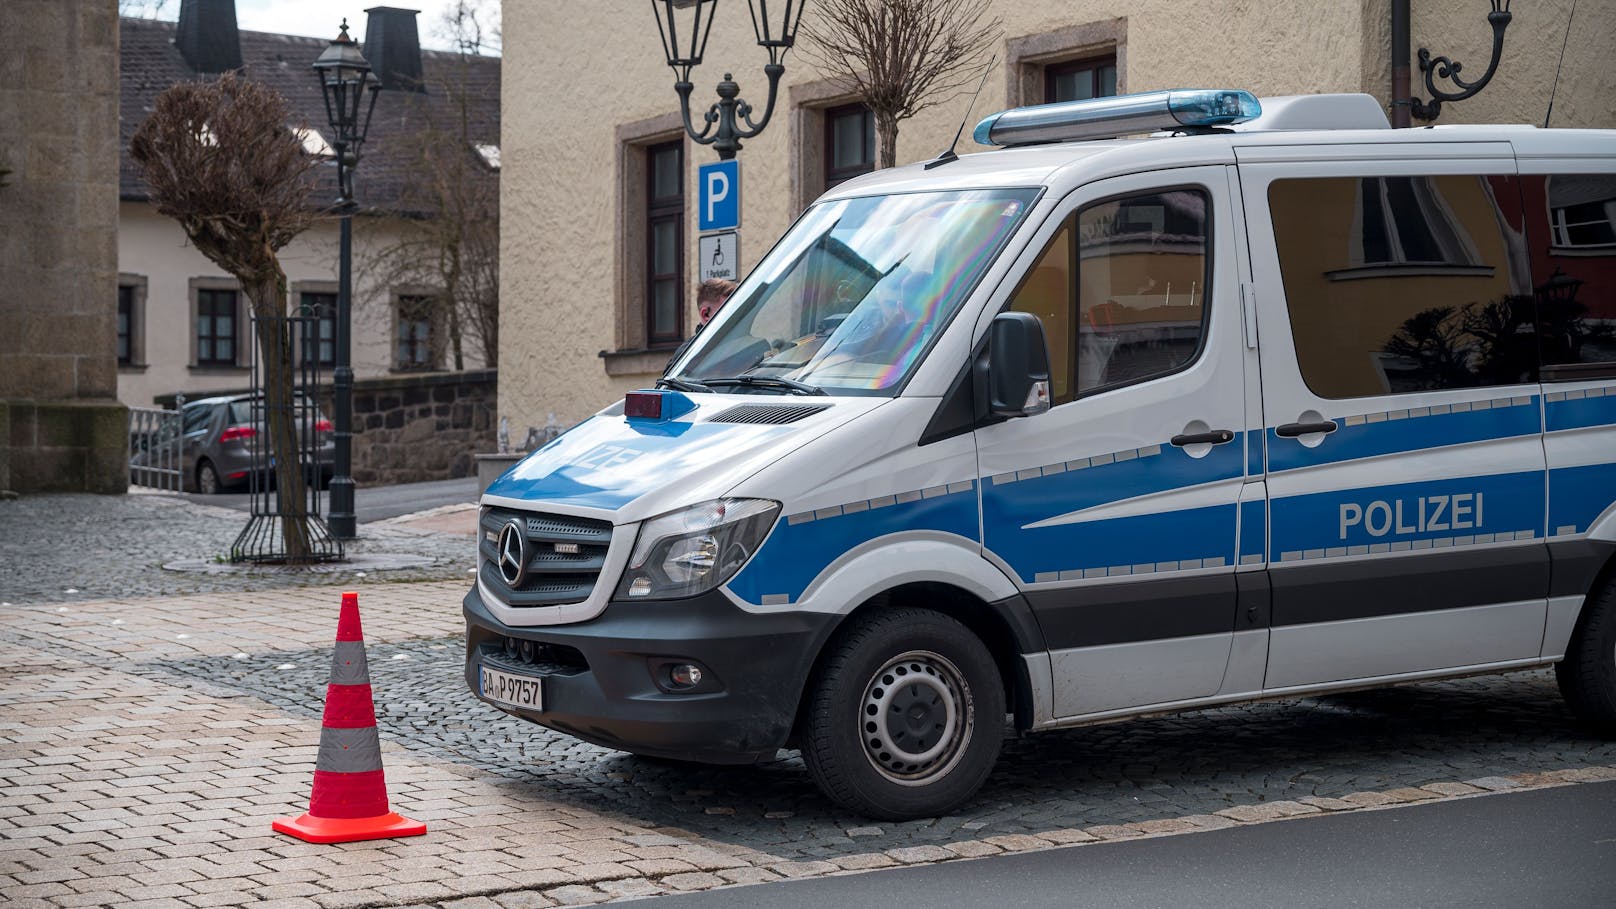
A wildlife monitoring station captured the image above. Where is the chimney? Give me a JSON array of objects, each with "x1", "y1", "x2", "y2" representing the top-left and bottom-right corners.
[
  {"x1": 174, "y1": 0, "x2": 242, "y2": 73},
  {"x1": 363, "y1": 7, "x2": 425, "y2": 93}
]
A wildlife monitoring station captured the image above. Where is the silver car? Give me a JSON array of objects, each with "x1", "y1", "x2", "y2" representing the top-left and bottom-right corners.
[{"x1": 136, "y1": 394, "x2": 335, "y2": 494}]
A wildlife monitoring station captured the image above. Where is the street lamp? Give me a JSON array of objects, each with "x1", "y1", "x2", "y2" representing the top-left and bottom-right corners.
[
  {"x1": 653, "y1": 0, "x2": 806, "y2": 159},
  {"x1": 313, "y1": 19, "x2": 381, "y2": 541},
  {"x1": 1411, "y1": 0, "x2": 1513, "y2": 121}
]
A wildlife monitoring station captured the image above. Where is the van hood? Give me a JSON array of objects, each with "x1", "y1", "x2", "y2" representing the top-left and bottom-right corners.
[{"x1": 481, "y1": 395, "x2": 888, "y2": 523}]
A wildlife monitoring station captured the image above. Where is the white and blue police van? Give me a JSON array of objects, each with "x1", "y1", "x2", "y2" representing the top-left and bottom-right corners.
[{"x1": 467, "y1": 89, "x2": 1616, "y2": 820}]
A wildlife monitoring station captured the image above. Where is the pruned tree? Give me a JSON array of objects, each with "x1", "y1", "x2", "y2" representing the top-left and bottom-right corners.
[
  {"x1": 358, "y1": 0, "x2": 499, "y2": 369},
  {"x1": 800, "y1": 0, "x2": 1000, "y2": 169},
  {"x1": 130, "y1": 73, "x2": 322, "y2": 560}
]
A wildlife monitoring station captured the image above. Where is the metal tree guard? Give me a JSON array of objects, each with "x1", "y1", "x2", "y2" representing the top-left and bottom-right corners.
[{"x1": 231, "y1": 311, "x2": 344, "y2": 563}]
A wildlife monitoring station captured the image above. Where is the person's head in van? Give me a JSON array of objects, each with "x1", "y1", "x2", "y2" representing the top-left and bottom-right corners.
[{"x1": 697, "y1": 278, "x2": 738, "y2": 325}]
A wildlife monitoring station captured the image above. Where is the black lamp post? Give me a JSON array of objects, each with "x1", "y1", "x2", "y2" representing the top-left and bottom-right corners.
[
  {"x1": 1410, "y1": 0, "x2": 1513, "y2": 122},
  {"x1": 653, "y1": 0, "x2": 806, "y2": 159},
  {"x1": 313, "y1": 19, "x2": 381, "y2": 541}
]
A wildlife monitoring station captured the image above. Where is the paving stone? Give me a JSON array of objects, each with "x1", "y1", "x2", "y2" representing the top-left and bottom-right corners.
[
  {"x1": 943, "y1": 841, "x2": 1002, "y2": 858},
  {"x1": 490, "y1": 893, "x2": 558, "y2": 909},
  {"x1": 659, "y1": 872, "x2": 727, "y2": 892},
  {"x1": 542, "y1": 884, "x2": 609, "y2": 905}
]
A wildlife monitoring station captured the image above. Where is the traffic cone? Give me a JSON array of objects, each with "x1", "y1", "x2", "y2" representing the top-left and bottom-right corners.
[{"x1": 272, "y1": 591, "x2": 426, "y2": 843}]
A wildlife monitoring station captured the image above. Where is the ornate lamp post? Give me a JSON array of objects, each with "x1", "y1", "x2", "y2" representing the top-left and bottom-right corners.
[
  {"x1": 652, "y1": 0, "x2": 806, "y2": 159},
  {"x1": 313, "y1": 20, "x2": 381, "y2": 541},
  {"x1": 1411, "y1": 0, "x2": 1513, "y2": 122}
]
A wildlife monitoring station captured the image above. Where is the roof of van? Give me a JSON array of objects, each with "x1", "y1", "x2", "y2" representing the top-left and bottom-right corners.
[{"x1": 819, "y1": 121, "x2": 1615, "y2": 202}]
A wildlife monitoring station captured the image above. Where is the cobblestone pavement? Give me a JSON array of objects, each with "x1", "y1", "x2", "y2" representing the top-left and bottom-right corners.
[
  {"x1": 2, "y1": 577, "x2": 1614, "y2": 908},
  {"x1": 0, "y1": 492, "x2": 476, "y2": 605}
]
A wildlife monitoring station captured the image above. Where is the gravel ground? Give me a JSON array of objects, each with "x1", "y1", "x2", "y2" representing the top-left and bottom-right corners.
[{"x1": 0, "y1": 491, "x2": 477, "y2": 605}]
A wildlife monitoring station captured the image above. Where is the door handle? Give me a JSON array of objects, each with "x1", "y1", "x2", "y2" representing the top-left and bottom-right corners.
[
  {"x1": 1274, "y1": 420, "x2": 1338, "y2": 438},
  {"x1": 1170, "y1": 429, "x2": 1235, "y2": 447}
]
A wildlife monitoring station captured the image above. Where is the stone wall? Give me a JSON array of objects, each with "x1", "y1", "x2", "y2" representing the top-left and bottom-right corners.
[
  {"x1": 0, "y1": 0, "x2": 126, "y2": 494},
  {"x1": 344, "y1": 369, "x2": 497, "y2": 486}
]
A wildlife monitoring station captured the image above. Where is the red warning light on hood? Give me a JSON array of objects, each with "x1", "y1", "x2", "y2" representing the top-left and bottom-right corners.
[{"x1": 624, "y1": 391, "x2": 663, "y2": 420}]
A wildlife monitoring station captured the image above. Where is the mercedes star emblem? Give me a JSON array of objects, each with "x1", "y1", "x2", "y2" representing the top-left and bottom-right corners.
[{"x1": 497, "y1": 521, "x2": 527, "y2": 587}]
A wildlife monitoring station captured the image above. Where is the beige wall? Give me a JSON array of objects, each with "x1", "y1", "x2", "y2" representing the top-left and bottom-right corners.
[
  {"x1": 116, "y1": 203, "x2": 487, "y2": 408},
  {"x1": 500, "y1": 0, "x2": 1616, "y2": 432}
]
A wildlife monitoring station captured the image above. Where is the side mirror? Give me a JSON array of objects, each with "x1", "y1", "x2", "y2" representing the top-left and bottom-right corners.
[{"x1": 987, "y1": 311, "x2": 1052, "y2": 418}]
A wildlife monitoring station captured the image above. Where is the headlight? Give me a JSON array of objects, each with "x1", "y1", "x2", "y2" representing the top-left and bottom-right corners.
[{"x1": 615, "y1": 498, "x2": 780, "y2": 600}]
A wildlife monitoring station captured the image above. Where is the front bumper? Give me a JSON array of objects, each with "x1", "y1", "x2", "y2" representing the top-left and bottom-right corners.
[{"x1": 463, "y1": 585, "x2": 838, "y2": 764}]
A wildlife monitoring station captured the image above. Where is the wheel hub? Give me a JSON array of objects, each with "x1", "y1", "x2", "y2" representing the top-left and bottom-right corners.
[{"x1": 860, "y1": 650, "x2": 972, "y2": 785}]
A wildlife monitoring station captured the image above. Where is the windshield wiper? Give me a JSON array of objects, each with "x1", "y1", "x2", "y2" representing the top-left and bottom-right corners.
[
  {"x1": 656, "y1": 376, "x2": 712, "y2": 393},
  {"x1": 702, "y1": 375, "x2": 828, "y2": 396}
]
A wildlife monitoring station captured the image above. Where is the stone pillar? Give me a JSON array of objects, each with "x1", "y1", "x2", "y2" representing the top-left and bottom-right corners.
[{"x1": 0, "y1": 0, "x2": 127, "y2": 494}]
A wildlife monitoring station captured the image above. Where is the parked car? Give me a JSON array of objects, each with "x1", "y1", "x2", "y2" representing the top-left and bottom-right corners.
[{"x1": 132, "y1": 393, "x2": 335, "y2": 494}]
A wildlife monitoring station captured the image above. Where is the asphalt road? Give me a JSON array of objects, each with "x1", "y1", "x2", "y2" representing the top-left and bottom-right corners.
[
  {"x1": 180, "y1": 475, "x2": 479, "y2": 523},
  {"x1": 618, "y1": 781, "x2": 1616, "y2": 909}
]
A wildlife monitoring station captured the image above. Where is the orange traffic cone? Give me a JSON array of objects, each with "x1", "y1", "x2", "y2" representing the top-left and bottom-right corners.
[{"x1": 273, "y1": 591, "x2": 426, "y2": 843}]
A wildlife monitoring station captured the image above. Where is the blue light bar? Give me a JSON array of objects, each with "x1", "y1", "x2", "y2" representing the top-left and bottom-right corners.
[{"x1": 973, "y1": 89, "x2": 1261, "y2": 147}]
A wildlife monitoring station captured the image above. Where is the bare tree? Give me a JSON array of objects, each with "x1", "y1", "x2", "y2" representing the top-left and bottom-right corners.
[
  {"x1": 801, "y1": 0, "x2": 999, "y2": 169},
  {"x1": 130, "y1": 74, "x2": 321, "y2": 559},
  {"x1": 361, "y1": 0, "x2": 500, "y2": 369},
  {"x1": 118, "y1": 0, "x2": 172, "y2": 18}
]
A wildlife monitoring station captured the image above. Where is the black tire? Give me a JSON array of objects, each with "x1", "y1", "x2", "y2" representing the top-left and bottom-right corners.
[
  {"x1": 801, "y1": 608, "x2": 1004, "y2": 820},
  {"x1": 1556, "y1": 577, "x2": 1616, "y2": 737},
  {"x1": 196, "y1": 459, "x2": 221, "y2": 495}
]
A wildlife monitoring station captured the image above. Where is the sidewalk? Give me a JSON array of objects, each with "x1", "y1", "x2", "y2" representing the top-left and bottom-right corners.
[{"x1": 0, "y1": 492, "x2": 478, "y2": 606}]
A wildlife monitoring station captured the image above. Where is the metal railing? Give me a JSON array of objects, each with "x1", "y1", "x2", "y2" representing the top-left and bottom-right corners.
[{"x1": 128, "y1": 396, "x2": 185, "y2": 492}]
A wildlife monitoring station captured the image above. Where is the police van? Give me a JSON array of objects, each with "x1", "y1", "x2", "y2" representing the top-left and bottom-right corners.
[{"x1": 468, "y1": 90, "x2": 1616, "y2": 820}]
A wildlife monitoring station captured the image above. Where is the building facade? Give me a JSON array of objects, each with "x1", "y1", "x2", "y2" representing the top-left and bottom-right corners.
[
  {"x1": 117, "y1": 2, "x2": 500, "y2": 409},
  {"x1": 499, "y1": 0, "x2": 1615, "y2": 432}
]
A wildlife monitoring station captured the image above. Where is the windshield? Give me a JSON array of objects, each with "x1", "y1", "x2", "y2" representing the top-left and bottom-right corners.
[{"x1": 674, "y1": 187, "x2": 1040, "y2": 395}]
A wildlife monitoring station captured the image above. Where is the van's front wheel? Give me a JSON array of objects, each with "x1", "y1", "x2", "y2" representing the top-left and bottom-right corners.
[{"x1": 802, "y1": 608, "x2": 1003, "y2": 820}]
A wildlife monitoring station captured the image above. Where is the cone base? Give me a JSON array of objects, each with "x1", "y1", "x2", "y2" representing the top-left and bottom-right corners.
[{"x1": 272, "y1": 811, "x2": 427, "y2": 844}]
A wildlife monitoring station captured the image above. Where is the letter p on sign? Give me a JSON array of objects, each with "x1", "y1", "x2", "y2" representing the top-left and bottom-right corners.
[{"x1": 698, "y1": 160, "x2": 741, "y2": 232}]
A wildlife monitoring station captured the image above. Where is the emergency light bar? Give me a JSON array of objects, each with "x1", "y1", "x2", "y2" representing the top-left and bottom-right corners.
[{"x1": 973, "y1": 89, "x2": 1261, "y2": 147}]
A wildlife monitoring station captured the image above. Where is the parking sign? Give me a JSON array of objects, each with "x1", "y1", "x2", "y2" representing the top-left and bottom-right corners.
[{"x1": 698, "y1": 160, "x2": 740, "y2": 232}]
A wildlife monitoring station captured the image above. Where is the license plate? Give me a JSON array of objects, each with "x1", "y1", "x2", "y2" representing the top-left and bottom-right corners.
[{"x1": 481, "y1": 665, "x2": 544, "y2": 710}]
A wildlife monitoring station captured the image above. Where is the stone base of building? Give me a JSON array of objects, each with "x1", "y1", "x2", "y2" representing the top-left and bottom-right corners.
[{"x1": 1, "y1": 399, "x2": 130, "y2": 495}]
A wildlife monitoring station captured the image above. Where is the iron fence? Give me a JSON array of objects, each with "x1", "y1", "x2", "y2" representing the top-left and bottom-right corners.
[{"x1": 128, "y1": 397, "x2": 185, "y2": 492}]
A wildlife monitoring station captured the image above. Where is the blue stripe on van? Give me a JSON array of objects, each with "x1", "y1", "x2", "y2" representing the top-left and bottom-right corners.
[
  {"x1": 1548, "y1": 462, "x2": 1616, "y2": 537},
  {"x1": 1268, "y1": 470, "x2": 1543, "y2": 561},
  {"x1": 989, "y1": 503, "x2": 1237, "y2": 583},
  {"x1": 1545, "y1": 389, "x2": 1616, "y2": 433},
  {"x1": 1239, "y1": 498, "x2": 1265, "y2": 565},
  {"x1": 982, "y1": 440, "x2": 1244, "y2": 583},
  {"x1": 726, "y1": 485, "x2": 980, "y2": 605},
  {"x1": 1267, "y1": 399, "x2": 1540, "y2": 474}
]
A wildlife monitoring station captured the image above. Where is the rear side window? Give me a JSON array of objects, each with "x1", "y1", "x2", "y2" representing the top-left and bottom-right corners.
[
  {"x1": 1269, "y1": 175, "x2": 1535, "y2": 399},
  {"x1": 1522, "y1": 173, "x2": 1616, "y2": 379},
  {"x1": 1008, "y1": 188, "x2": 1211, "y2": 406}
]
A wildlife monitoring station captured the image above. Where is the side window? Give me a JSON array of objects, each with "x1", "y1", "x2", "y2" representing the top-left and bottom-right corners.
[
  {"x1": 1009, "y1": 188, "x2": 1211, "y2": 405},
  {"x1": 1269, "y1": 175, "x2": 1535, "y2": 399},
  {"x1": 182, "y1": 405, "x2": 213, "y2": 435},
  {"x1": 1522, "y1": 174, "x2": 1616, "y2": 378}
]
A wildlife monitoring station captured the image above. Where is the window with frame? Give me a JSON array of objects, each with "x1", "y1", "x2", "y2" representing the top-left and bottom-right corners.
[
  {"x1": 1008, "y1": 188, "x2": 1211, "y2": 405},
  {"x1": 1547, "y1": 174, "x2": 1616, "y2": 250},
  {"x1": 1045, "y1": 55, "x2": 1117, "y2": 104},
  {"x1": 647, "y1": 140, "x2": 684, "y2": 347},
  {"x1": 1525, "y1": 174, "x2": 1616, "y2": 378},
  {"x1": 1269, "y1": 174, "x2": 1537, "y2": 398},
  {"x1": 825, "y1": 103, "x2": 875, "y2": 190},
  {"x1": 195, "y1": 288, "x2": 238, "y2": 367},
  {"x1": 396, "y1": 295, "x2": 436, "y2": 371},
  {"x1": 299, "y1": 291, "x2": 337, "y2": 368},
  {"x1": 117, "y1": 284, "x2": 135, "y2": 367}
]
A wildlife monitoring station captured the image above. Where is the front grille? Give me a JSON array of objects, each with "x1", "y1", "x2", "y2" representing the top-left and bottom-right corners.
[
  {"x1": 707, "y1": 403, "x2": 832, "y2": 425},
  {"x1": 481, "y1": 507, "x2": 614, "y2": 607}
]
